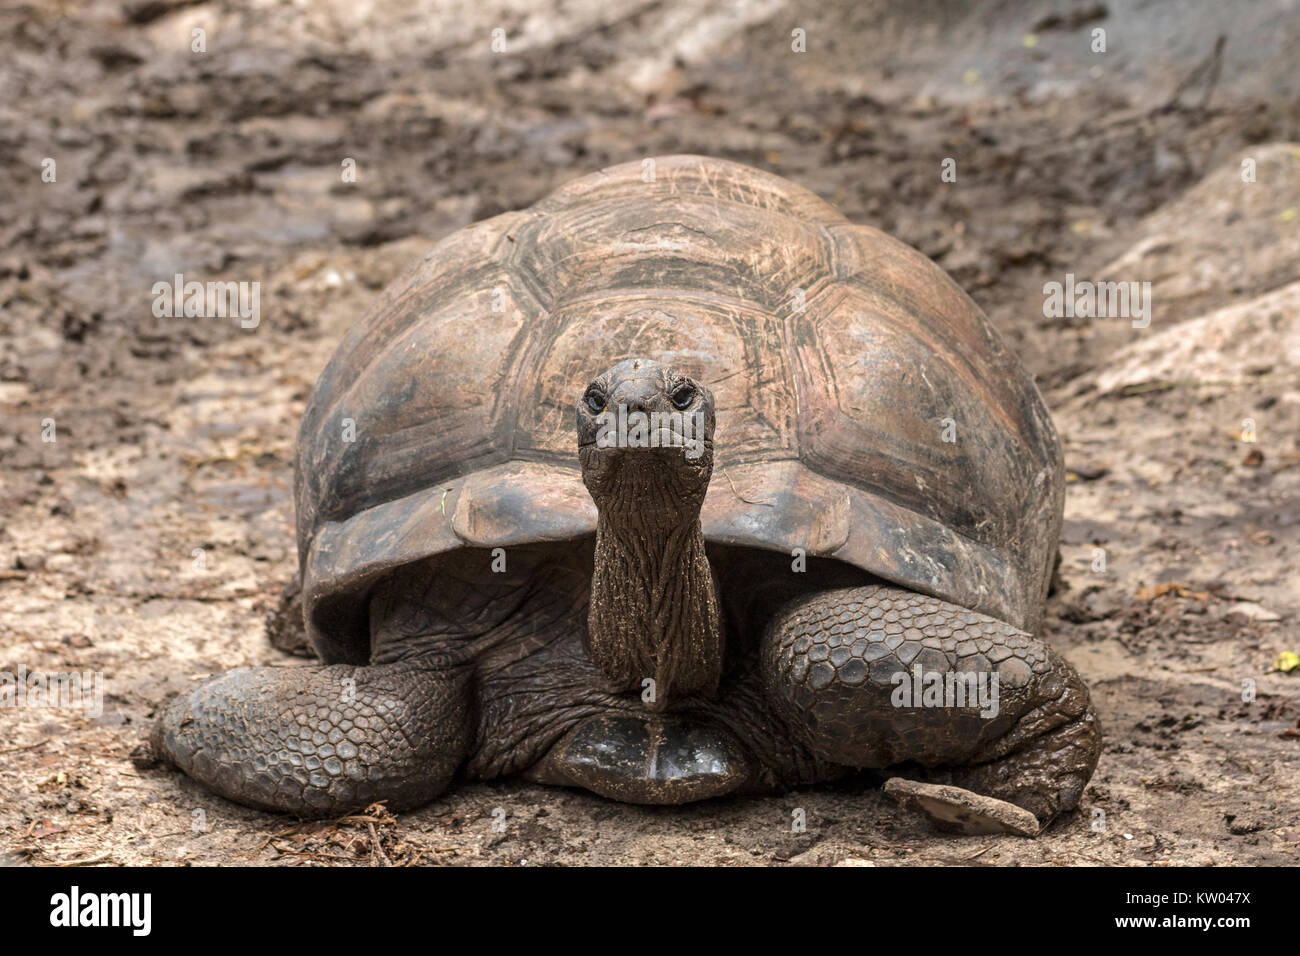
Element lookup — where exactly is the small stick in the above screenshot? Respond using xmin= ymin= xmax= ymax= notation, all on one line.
xmin=46 ymin=850 xmax=112 ymax=867
xmin=0 ymin=740 xmax=49 ymax=755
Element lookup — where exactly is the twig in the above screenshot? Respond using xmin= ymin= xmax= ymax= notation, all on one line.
xmin=0 ymin=740 xmax=49 ymax=755
xmin=44 ymin=850 xmax=112 ymax=867
xmin=1159 ymin=35 xmax=1226 ymax=114
xmin=259 ymin=823 xmax=313 ymax=850
xmin=368 ymin=821 xmax=392 ymax=866
xmin=1114 ymin=373 xmax=1284 ymax=397
xmin=267 ymin=842 xmax=360 ymax=862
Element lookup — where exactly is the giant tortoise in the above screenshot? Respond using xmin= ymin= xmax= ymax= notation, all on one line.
xmin=154 ymin=155 xmax=1101 ymax=834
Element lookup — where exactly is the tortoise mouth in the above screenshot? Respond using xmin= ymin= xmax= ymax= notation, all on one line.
xmin=578 ymin=439 xmax=714 ymax=517
xmin=577 ymin=436 xmax=713 ymax=458
xmin=577 ymin=414 xmax=711 ymax=458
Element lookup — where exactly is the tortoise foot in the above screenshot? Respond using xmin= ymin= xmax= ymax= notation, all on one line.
xmin=762 ymin=584 xmax=1102 ymax=828
xmin=152 ymin=655 xmax=472 ymax=816
xmin=526 ymin=713 xmax=755 ymax=804
xmin=883 ymin=778 xmax=1040 ymax=837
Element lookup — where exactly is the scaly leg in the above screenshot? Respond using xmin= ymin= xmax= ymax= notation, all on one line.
xmin=761 ymin=584 xmax=1101 ymax=832
xmin=152 ymin=653 xmax=472 ymax=815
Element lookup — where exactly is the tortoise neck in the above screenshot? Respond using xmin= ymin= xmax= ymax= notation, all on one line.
xmin=586 ymin=509 xmax=724 ymax=707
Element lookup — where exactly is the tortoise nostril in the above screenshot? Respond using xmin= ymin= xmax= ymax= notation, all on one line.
xmin=622 ymin=397 xmax=649 ymax=414
xmin=609 ymin=385 xmax=657 ymax=415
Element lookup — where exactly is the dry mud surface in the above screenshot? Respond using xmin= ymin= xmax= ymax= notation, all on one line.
xmin=1 ymin=0 xmax=1298 ymax=866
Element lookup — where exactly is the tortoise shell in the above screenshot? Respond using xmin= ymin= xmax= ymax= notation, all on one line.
xmin=296 ymin=155 xmax=1063 ymax=664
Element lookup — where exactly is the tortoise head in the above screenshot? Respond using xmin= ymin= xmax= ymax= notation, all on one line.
xmin=576 ymin=358 xmax=715 ymax=522
xmin=576 ymin=358 xmax=724 ymax=703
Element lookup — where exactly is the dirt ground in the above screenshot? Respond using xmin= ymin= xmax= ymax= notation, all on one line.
xmin=1 ymin=0 xmax=1297 ymax=866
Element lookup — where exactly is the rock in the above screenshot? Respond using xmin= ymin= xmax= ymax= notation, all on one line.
xmin=786 ymin=841 xmax=868 ymax=866
xmin=1224 ymin=812 xmax=1269 ymax=835
xmin=1219 ymin=601 xmax=1282 ymax=622
xmin=883 ymin=778 xmax=1041 ymax=837
xmin=1098 ymin=144 xmax=1300 ymax=321
xmin=1068 ymin=463 xmax=1110 ymax=481
xmin=1078 ymin=280 xmax=1300 ymax=398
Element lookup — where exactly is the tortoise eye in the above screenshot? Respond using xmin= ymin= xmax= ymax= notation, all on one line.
xmin=670 ymin=384 xmax=695 ymax=410
xmin=584 ymin=388 xmax=606 ymax=414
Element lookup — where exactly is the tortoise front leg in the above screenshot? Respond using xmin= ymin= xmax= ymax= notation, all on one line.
xmin=152 ymin=654 xmax=472 ymax=816
xmin=760 ymin=584 xmax=1101 ymax=833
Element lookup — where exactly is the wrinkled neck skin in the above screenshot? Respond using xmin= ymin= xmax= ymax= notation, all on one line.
xmin=584 ymin=452 xmax=724 ymax=709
